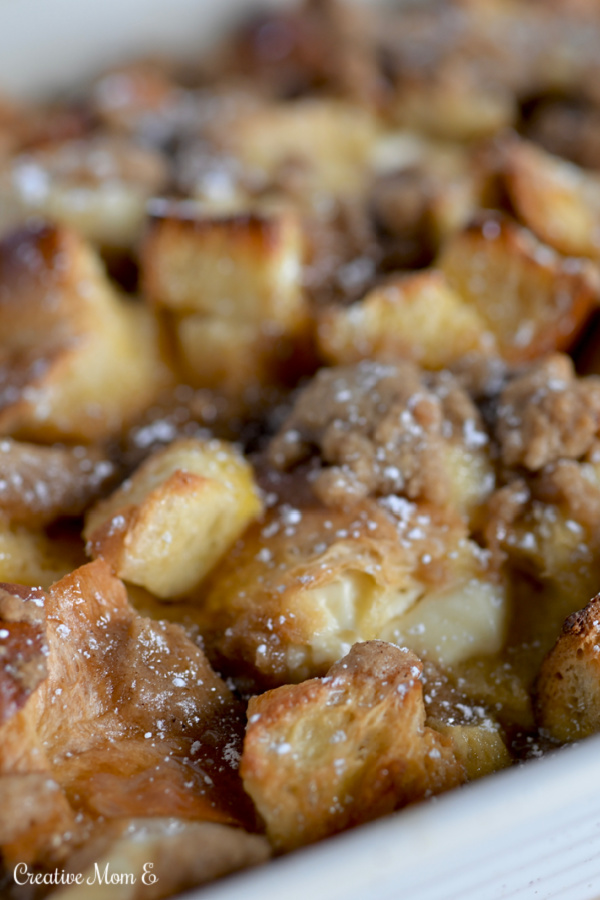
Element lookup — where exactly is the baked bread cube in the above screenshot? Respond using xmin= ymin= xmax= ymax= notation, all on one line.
xmin=439 ymin=213 xmax=599 ymax=363
xmin=199 ymin=498 xmax=508 ymax=689
xmin=241 ymin=641 xmax=464 ymax=851
xmin=317 ymin=270 xmax=495 ymax=370
xmin=142 ymin=202 xmax=312 ymax=396
xmin=431 ymin=723 xmax=511 ymax=780
xmin=483 ymin=465 xmax=600 ymax=707
xmin=422 ymin=663 xmax=512 ymax=779
xmin=535 ymin=594 xmax=600 ymax=742
xmin=0 ymin=222 xmax=172 ymax=442
xmin=213 ymin=99 xmax=378 ymax=196
xmin=0 ymin=773 xmax=75 ymax=868
xmin=0 ymin=559 xmax=256 ymax=874
xmin=503 ymin=137 xmax=600 ymax=260
xmin=142 ymin=203 xmax=306 ymax=327
xmin=0 ymin=135 xmax=167 ymax=249
xmin=175 ymin=313 xmax=312 ymax=396
xmin=84 ymin=437 xmax=263 ymax=598
xmin=54 ymin=819 xmax=270 ymax=900
xmin=391 ymin=72 xmax=515 ymax=142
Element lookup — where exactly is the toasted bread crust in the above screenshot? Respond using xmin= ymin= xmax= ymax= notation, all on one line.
xmin=0 ymin=560 xmax=258 ymax=868
xmin=241 ymin=641 xmax=465 ymax=850
xmin=439 ymin=213 xmax=600 ymax=363
xmin=85 ymin=437 xmax=263 ymax=598
xmin=535 ymin=594 xmax=600 ymax=741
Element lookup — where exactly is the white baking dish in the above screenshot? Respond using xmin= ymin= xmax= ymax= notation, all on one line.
xmin=1 ymin=2 xmax=599 ymax=898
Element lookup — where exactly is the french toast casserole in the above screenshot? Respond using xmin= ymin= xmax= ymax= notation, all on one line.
xmin=2 ymin=0 xmax=600 ymax=895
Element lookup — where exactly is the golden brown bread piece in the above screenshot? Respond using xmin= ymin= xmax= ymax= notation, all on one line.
xmin=199 ymin=496 xmax=507 ymax=689
xmin=53 ymin=819 xmax=270 ymax=900
xmin=0 ymin=560 xmax=257 ymax=870
xmin=439 ymin=213 xmax=600 ymax=364
xmin=0 ymin=222 xmax=172 ymax=443
xmin=502 ymin=137 xmax=600 ymax=261
xmin=208 ymin=98 xmax=378 ymax=197
xmin=241 ymin=641 xmax=465 ymax=851
xmin=0 ymin=134 xmax=168 ymax=249
xmin=427 ymin=723 xmax=511 ymax=780
xmin=175 ymin=313 xmax=314 ymax=398
xmin=390 ymin=70 xmax=515 ymax=142
xmin=143 ymin=203 xmax=306 ymax=326
xmin=481 ymin=469 xmax=600 ymax=712
xmin=84 ymin=437 xmax=263 ymax=598
xmin=142 ymin=202 xmax=313 ymax=396
xmin=420 ymin=658 xmax=513 ymax=779
xmin=317 ymin=270 xmax=495 ymax=371
xmin=535 ymin=594 xmax=600 ymax=741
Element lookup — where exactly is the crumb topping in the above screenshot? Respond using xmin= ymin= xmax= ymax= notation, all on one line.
xmin=269 ymin=360 xmax=488 ymax=508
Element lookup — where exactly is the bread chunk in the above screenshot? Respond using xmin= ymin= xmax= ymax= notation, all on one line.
xmin=175 ymin=312 xmax=311 ymax=396
xmin=200 ymin=498 xmax=507 ymax=688
xmin=142 ymin=203 xmax=311 ymax=395
xmin=0 ymin=561 xmax=255 ymax=869
xmin=85 ymin=437 xmax=263 ymax=598
xmin=0 ymin=773 xmax=75 ymax=867
xmin=213 ymin=99 xmax=378 ymax=196
xmin=503 ymin=137 xmax=600 ymax=260
xmin=53 ymin=819 xmax=270 ymax=900
xmin=0 ymin=135 xmax=167 ymax=249
xmin=535 ymin=595 xmax=600 ymax=741
xmin=317 ymin=270 xmax=495 ymax=370
xmin=143 ymin=203 xmax=306 ymax=326
xmin=391 ymin=72 xmax=515 ymax=142
xmin=439 ymin=213 xmax=599 ymax=363
xmin=429 ymin=723 xmax=511 ymax=780
xmin=241 ymin=641 xmax=464 ymax=851
xmin=422 ymin=662 xmax=512 ymax=779
xmin=0 ymin=222 xmax=172 ymax=442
